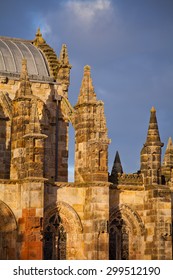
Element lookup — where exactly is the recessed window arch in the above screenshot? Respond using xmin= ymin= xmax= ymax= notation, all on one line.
xmin=43 ymin=212 xmax=66 ymax=260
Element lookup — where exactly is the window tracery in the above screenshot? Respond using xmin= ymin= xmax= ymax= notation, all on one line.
xmin=44 ymin=212 xmax=66 ymax=260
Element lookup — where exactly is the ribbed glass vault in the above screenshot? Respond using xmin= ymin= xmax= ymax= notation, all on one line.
xmin=0 ymin=37 xmax=50 ymax=79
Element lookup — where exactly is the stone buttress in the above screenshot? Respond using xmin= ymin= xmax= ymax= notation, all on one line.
xmin=10 ymin=59 xmax=46 ymax=259
xmin=72 ymin=65 xmax=110 ymax=259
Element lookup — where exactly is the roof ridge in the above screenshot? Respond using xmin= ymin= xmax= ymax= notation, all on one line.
xmin=0 ymin=36 xmax=32 ymax=42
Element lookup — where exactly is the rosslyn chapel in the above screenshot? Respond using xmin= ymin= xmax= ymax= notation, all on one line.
xmin=0 ymin=30 xmax=172 ymax=260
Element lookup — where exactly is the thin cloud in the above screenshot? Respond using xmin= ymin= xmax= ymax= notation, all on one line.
xmin=41 ymin=22 xmax=52 ymax=37
xmin=65 ymin=0 xmax=112 ymax=25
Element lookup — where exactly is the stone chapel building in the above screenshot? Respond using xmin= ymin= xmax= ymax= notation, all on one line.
xmin=0 ymin=30 xmax=172 ymax=260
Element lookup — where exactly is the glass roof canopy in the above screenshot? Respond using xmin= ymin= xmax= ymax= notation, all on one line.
xmin=0 ymin=37 xmax=50 ymax=80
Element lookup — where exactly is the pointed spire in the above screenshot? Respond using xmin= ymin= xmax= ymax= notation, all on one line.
xmin=145 ymin=106 xmax=163 ymax=146
xmin=110 ymin=151 xmax=123 ymax=183
xmin=59 ymin=44 xmax=70 ymax=65
xmin=16 ymin=58 xmax=32 ymax=98
xmin=77 ymin=65 xmax=97 ymax=104
xmin=111 ymin=151 xmax=123 ymax=174
xmin=163 ymin=137 xmax=173 ymax=167
xmin=33 ymin=28 xmax=45 ymax=46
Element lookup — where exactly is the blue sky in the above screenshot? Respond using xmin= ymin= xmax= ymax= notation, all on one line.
xmin=0 ymin=0 xmax=173 ymax=180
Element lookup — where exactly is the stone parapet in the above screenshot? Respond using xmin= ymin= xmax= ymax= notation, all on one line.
xmin=116 ymin=173 xmax=143 ymax=186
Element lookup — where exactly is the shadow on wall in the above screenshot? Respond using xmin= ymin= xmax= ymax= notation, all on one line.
xmin=0 ymin=200 xmax=17 ymax=259
xmin=0 ymin=96 xmax=11 ymax=179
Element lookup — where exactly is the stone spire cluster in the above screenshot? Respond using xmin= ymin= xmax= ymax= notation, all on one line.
xmin=11 ymin=59 xmax=47 ymax=179
xmin=74 ymin=65 xmax=110 ymax=182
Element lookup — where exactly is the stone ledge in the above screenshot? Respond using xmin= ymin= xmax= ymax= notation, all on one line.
xmin=47 ymin=181 xmax=111 ymax=188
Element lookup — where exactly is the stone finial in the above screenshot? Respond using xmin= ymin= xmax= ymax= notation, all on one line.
xmin=150 ymin=106 xmax=156 ymax=113
xmin=15 ymin=58 xmax=32 ymax=98
xmin=59 ymin=44 xmax=70 ymax=65
xmin=33 ymin=28 xmax=46 ymax=46
xmin=57 ymin=44 xmax=72 ymax=91
xmin=84 ymin=65 xmax=91 ymax=72
xmin=146 ymin=107 xmax=163 ymax=146
xmin=20 ymin=58 xmax=29 ymax=80
xmin=77 ymin=65 xmax=96 ymax=104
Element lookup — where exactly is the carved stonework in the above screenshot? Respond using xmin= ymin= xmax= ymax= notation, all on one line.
xmin=60 ymin=96 xmax=75 ymax=123
xmin=110 ymin=204 xmax=145 ymax=236
xmin=109 ymin=204 xmax=145 ymax=260
xmin=0 ymin=200 xmax=17 ymax=232
xmin=117 ymin=173 xmax=143 ymax=186
xmin=44 ymin=201 xmax=83 ymax=234
xmin=0 ymin=91 xmax=12 ymax=119
xmin=44 ymin=212 xmax=66 ymax=260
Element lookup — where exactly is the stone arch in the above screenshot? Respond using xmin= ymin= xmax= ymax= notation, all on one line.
xmin=43 ymin=201 xmax=83 ymax=260
xmin=60 ymin=96 xmax=75 ymax=124
xmin=0 ymin=91 xmax=12 ymax=120
xmin=0 ymin=200 xmax=17 ymax=259
xmin=109 ymin=204 xmax=145 ymax=260
xmin=44 ymin=201 xmax=83 ymax=233
xmin=110 ymin=204 xmax=145 ymax=236
xmin=0 ymin=200 xmax=17 ymax=232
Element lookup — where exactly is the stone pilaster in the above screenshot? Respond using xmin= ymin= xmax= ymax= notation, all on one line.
xmin=82 ymin=183 xmax=109 ymax=259
xmin=144 ymin=186 xmax=172 ymax=259
xmin=18 ymin=180 xmax=44 ymax=260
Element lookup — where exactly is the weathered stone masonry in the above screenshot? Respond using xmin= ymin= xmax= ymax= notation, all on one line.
xmin=0 ymin=30 xmax=173 ymax=260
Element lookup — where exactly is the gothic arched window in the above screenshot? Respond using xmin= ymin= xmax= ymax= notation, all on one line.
xmin=109 ymin=217 xmax=129 ymax=260
xmin=44 ymin=213 xmax=66 ymax=260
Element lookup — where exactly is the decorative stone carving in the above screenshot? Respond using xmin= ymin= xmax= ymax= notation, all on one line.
xmin=110 ymin=204 xmax=145 ymax=236
xmin=44 ymin=201 xmax=83 ymax=234
xmin=0 ymin=200 xmax=17 ymax=232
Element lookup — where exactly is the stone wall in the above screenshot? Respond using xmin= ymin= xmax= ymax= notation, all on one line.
xmin=44 ymin=181 xmax=109 ymax=260
xmin=0 ymin=179 xmax=44 ymax=259
xmin=110 ymin=183 xmax=172 ymax=260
